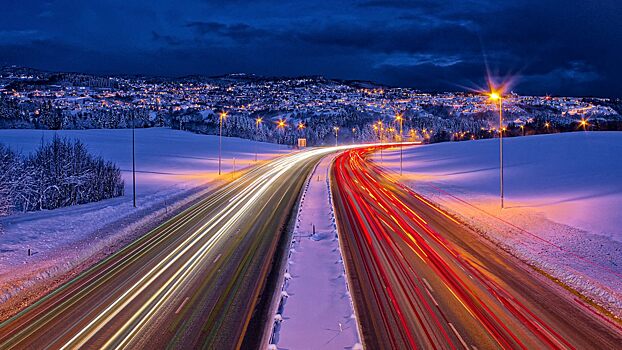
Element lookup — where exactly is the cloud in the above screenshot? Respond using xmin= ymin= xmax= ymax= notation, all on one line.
xmin=185 ymin=21 xmax=270 ymax=43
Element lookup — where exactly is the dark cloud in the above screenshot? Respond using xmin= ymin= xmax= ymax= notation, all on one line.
xmin=0 ymin=0 xmax=620 ymax=97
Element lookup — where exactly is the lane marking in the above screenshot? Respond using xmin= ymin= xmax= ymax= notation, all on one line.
xmin=213 ymin=254 xmax=222 ymax=264
xmin=422 ymin=277 xmax=434 ymax=292
xmin=175 ymin=297 xmax=189 ymax=315
xmin=448 ymin=322 xmax=469 ymax=350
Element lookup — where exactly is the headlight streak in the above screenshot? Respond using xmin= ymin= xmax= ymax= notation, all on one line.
xmin=60 ymin=143 xmax=382 ymax=349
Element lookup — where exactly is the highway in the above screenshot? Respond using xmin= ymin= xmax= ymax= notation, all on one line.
xmin=0 ymin=147 xmax=341 ymax=350
xmin=331 ymin=146 xmax=622 ymax=349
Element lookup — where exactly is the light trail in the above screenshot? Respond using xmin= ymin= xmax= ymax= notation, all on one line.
xmin=330 ymin=147 xmax=621 ymax=349
xmin=0 ymin=143 xmax=394 ymax=350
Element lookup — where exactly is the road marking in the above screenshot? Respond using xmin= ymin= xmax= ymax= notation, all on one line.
xmin=424 ymin=287 xmax=439 ymax=307
xmin=213 ymin=254 xmax=222 ymax=264
xmin=422 ymin=277 xmax=434 ymax=292
xmin=448 ymin=322 xmax=469 ymax=350
xmin=175 ymin=297 xmax=189 ymax=314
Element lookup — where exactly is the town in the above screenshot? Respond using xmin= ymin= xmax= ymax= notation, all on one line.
xmin=2 ymin=66 xmax=620 ymax=146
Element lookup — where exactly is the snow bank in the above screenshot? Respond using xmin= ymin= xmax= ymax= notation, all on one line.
xmin=269 ymin=155 xmax=360 ymax=349
xmin=376 ymin=132 xmax=622 ymax=318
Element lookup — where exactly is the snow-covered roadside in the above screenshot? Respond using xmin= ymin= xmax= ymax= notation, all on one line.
xmin=268 ymin=155 xmax=361 ymax=350
xmin=0 ymin=128 xmax=289 ymax=318
xmin=375 ymin=132 xmax=622 ymax=319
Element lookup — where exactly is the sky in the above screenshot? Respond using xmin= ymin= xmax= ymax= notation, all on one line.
xmin=1 ymin=0 xmax=621 ymax=97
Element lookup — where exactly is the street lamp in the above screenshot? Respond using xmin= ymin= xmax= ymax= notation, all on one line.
xmin=489 ymin=91 xmax=504 ymax=208
xmin=579 ymin=118 xmax=589 ymax=131
xmin=131 ymin=113 xmax=136 ymax=208
xmin=334 ymin=126 xmax=340 ymax=146
xmin=277 ymin=119 xmax=286 ymax=130
xmin=255 ymin=117 xmax=262 ymax=162
xmin=219 ymin=111 xmax=227 ymax=175
xmin=395 ymin=113 xmax=404 ymax=175
xmin=377 ymin=120 xmax=384 ymax=161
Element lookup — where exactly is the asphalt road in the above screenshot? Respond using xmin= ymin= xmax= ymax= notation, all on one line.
xmin=0 ymin=148 xmax=337 ymax=350
xmin=331 ymin=146 xmax=622 ymax=349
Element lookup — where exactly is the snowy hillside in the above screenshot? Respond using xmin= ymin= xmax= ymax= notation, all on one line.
xmin=377 ymin=132 xmax=622 ymax=317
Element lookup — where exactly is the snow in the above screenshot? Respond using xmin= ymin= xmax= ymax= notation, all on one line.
xmin=376 ymin=132 xmax=622 ymax=318
xmin=269 ymin=156 xmax=360 ymax=349
xmin=0 ymin=127 xmax=288 ymax=308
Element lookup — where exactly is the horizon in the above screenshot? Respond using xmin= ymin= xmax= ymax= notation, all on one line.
xmin=1 ymin=1 xmax=621 ymax=98
xmin=3 ymin=64 xmax=618 ymax=100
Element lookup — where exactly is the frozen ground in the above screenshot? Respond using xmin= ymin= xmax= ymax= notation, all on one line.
xmin=376 ymin=132 xmax=622 ymax=318
xmin=0 ymin=128 xmax=289 ymax=312
xmin=269 ymin=156 xmax=361 ymax=350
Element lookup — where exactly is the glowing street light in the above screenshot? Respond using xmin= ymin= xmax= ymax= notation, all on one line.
xmin=255 ymin=117 xmax=263 ymax=162
xmin=219 ymin=111 xmax=228 ymax=175
xmin=277 ymin=119 xmax=286 ymax=130
xmin=298 ymin=122 xmax=305 ymax=130
xmin=489 ymin=90 xmax=504 ymax=208
xmin=579 ymin=118 xmax=589 ymax=131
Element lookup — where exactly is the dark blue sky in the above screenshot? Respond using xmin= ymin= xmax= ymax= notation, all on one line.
xmin=1 ymin=1 xmax=621 ymax=97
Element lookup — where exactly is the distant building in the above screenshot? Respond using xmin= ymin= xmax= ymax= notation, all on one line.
xmin=297 ymin=138 xmax=307 ymax=148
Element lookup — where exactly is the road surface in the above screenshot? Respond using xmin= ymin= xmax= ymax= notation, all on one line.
xmin=0 ymin=147 xmax=338 ymax=350
xmin=331 ymin=146 xmax=622 ymax=349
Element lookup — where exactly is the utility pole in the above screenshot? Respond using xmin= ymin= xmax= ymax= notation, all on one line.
xmin=132 ymin=113 xmax=136 ymax=208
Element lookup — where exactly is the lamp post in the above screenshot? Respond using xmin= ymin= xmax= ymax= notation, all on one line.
xmin=377 ymin=120 xmax=384 ymax=162
xmin=334 ymin=126 xmax=340 ymax=146
xmin=277 ymin=119 xmax=286 ymax=144
xmin=219 ymin=111 xmax=227 ymax=175
xmin=132 ymin=113 xmax=136 ymax=208
xmin=489 ymin=92 xmax=504 ymax=208
xmin=255 ymin=117 xmax=262 ymax=162
xmin=395 ymin=113 xmax=404 ymax=175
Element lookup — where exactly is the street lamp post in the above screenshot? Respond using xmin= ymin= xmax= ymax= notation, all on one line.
xmin=334 ymin=126 xmax=340 ymax=146
xmin=395 ymin=113 xmax=404 ymax=175
xmin=219 ymin=111 xmax=227 ymax=175
xmin=489 ymin=92 xmax=504 ymax=208
xmin=377 ymin=120 xmax=384 ymax=162
xmin=132 ymin=113 xmax=136 ymax=208
xmin=255 ymin=117 xmax=262 ymax=162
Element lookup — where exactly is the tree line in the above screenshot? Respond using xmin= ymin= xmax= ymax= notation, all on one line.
xmin=0 ymin=136 xmax=124 ymax=218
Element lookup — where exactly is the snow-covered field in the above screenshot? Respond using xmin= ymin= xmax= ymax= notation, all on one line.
xmin=0 ymin=128 xmax=289 ymax=310
xmin=377 ymin=132 xmax=622 ymax=318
